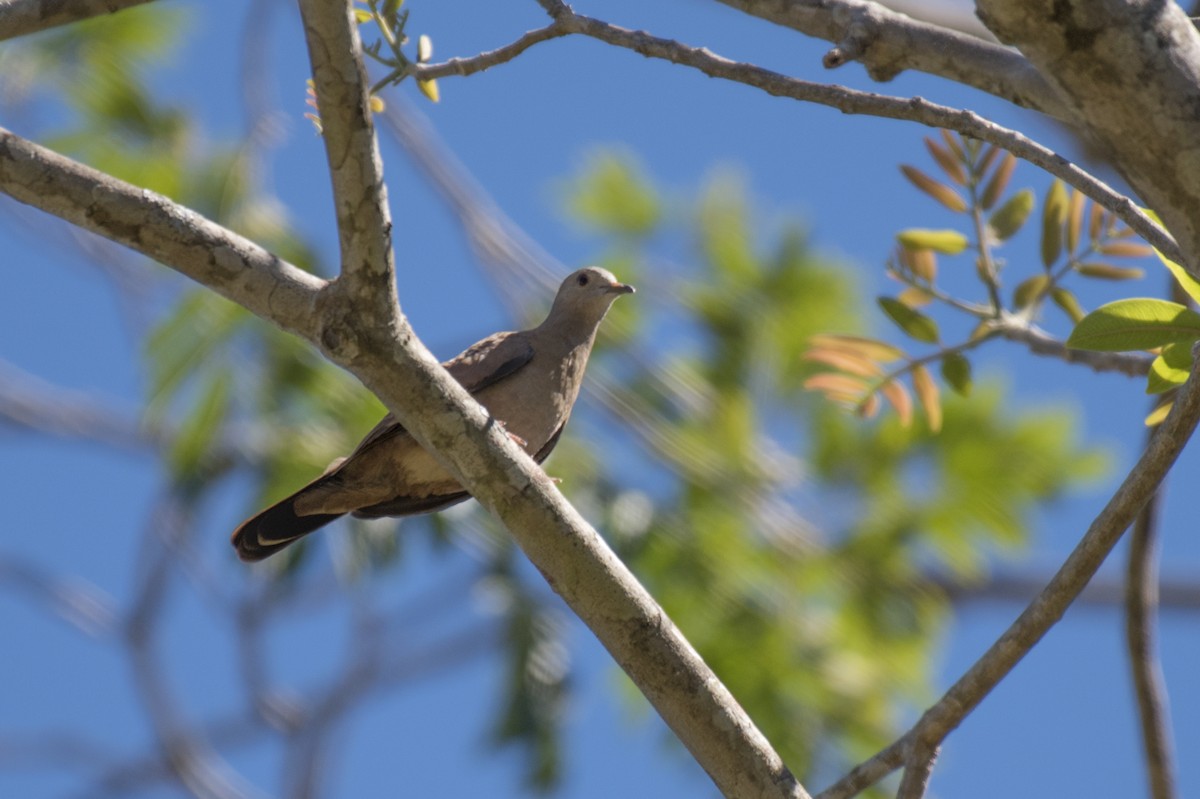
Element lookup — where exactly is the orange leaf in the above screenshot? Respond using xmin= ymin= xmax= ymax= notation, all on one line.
xmin=807 ymin=334 xmax=905 ymax=363
xmin=802 ymin=348 xmax=882 ymax=377
xmin=880 ymin=379 xmax=913 ymax=427
xmin=911 ymin=364 xmax=942 ymax=433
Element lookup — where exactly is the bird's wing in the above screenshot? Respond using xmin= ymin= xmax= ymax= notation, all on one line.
xmin=339 ymin=332 xmax=535 ymax=461
xmin=443 ymin=331 xmax=534 ymax=393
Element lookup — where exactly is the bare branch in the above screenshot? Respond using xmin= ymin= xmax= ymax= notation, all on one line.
xmin=1126 ymin=489 xmax=1179 ymax=799
xmin=818 ymin=345 xmax=1200 ymax=799
xmin=714 ymin=0 xmax=1068 ymax=119
xmin=0 ymin=126 xmax=326 ymax=341
xmin=0 ymin=556 xmax=118 ymax=636
xmin=991 ymin=319 xmax=1153 ymax=377
xmin=531 ymin=2 xmax=1180 ymax=265
xmin=414 ymin=21 xmax=569 ymax=82
xmin=895 ymin=739 xmax=937 ymax=799
xmin=0 ymin=0 xmax=153 ymax=41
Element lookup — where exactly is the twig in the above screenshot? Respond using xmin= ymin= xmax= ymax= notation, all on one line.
xmin=1126 ymin=488 xmax=1179 ymax=799
xmin=992 ymin=318 xmax=1153 ymax=377
xmin=895 ymin=739 xmax=938 ymax=799
xmin=412 ymin=21 xmax=569 ymax=83
xmin=817 ymin=342 xmax=1200 ymax=799
xmin=0 ymin=0 xmax=154 ymax=42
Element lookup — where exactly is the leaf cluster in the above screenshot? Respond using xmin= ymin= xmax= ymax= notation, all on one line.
xmin=805 ymin=131 xmax=1152 ymax=430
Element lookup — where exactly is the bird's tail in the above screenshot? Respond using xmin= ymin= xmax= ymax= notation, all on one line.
xmin=231 ymin=480 xmax=344 ymax=562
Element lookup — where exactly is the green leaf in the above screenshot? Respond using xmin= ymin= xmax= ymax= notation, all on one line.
xmin=941 ymin=352 xmax=972 ymax=397
xmin=877 ymin=297 xmax=940 ymax=343
xmin=896 ymin=229 xmax=969 ymax=255
xmin=988 ymin=189 xmax=1034 ymax=241
xmin=1041 ymin=179 xmax=1068 ymax=268
xmin=168 ymin=368 xmax=231 ymax=478
xmin=1066 ymin=299 xmax=1200 ymax=352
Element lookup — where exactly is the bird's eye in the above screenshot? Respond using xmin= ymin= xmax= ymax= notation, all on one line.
xmin=577 ymin=273 xmax=589 ymax=286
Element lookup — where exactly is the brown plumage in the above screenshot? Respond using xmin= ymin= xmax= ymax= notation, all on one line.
xmin=231 ymin=266 xmax=634 ymax=562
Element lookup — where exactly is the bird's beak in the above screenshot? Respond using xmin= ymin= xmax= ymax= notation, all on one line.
xmin=606 ymin=281 xmax=635 ymax=295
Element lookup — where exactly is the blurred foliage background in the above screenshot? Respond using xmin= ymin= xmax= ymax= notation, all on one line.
xmin=0 ymin=3 xmax=1121 ymax=797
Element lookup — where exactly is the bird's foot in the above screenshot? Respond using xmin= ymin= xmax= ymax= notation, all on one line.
xmin=495 ymin=420 xmax=527 ymax=448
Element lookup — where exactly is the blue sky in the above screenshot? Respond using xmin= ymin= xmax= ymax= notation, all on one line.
xmin=3 ymin=0 xmax=1199 ymax=797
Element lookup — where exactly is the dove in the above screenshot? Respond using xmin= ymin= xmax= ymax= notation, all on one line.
xmin=232 ymin=266 xmax=634 ymax=562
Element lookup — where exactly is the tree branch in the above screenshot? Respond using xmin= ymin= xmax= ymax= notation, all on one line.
xmin=818 ymin=343 xmax=1200 ymax=799
xmin=298 ymin=0 xmax=397 ymax=320
xmin=0 ymin=126 xmax=326 ymax=340
xmin=0 ymin=0 xmax=153 ymax=41
xmin=1126 ymin=489 xmax=1179 ymax=799
xmin=714 ymin=0 xmax=1069 ymax=120
xmin=530 ymin=1 xmax=1180 ymax=264
xmin=991 ymin=318 xmax=1153 ymax=377
xmin=414 ymin=21 xmax=570 ymax=81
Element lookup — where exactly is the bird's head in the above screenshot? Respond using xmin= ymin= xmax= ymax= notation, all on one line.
xmin=545 ymin=266 xmax=635 ymax=332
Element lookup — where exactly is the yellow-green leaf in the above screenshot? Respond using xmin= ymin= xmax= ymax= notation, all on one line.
xmin=900 ymin=165 xmax=967 ymax=212
xmin=897 ymin=229 xmax=969 ymax=255
xmin=988 ymin=189 xmax=1034 ymax=241
xmin=418 ymin=78 xmax=440 ymax=102
xmin=1013 ymin=274 xmax=1050 ymax=309
xmin=1050 ymin=287 xmax=1086 ymax=324
xmin=1076 ymin=263 xmax=1143 ymax=280
xmin=898 ymin=287 xmax=934 ymax=307
xmin=1143 ymin=208 xmax=1200 ymax=305
xmin=353 ymin=8 xmax=373 ymax=23
xmin=878 ymin=297 xmax=940 ymax=343
xmin=911 ymin=364 xmax=942 ymax=432
xmin=1041 ymin=179 xmax=1068 ymax=267
xmin=941 ymin=352 xmax=972 ymax=397
xmin=1146 ymin=342 xmax=1193 ymax=394
xmin=1145 ymin=401 xmax=1172 ymax=427
xmin=1066 ymin=299 xmax=1200 ymax=352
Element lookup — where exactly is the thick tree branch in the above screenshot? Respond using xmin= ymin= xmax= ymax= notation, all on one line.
xmin=818 ymin=345 xmax=1200 ymax=799
xmin=976 ymin=1 xmax=1200 ymax=278
xmin=0 ymin=126 xmax=326 ymax=341
xmin=713 ymin=0 xmax=1069 ymax=120
xmin=1126 ymin=489 xmax=1179 ymax=799
xmin=530 ymin=1 xmax=1179 ymax=265
xmin=0 ymin=0 xmax=152 ymax=41
xmin=297 ymin=0 xmax=396 ymax=318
